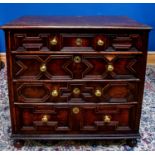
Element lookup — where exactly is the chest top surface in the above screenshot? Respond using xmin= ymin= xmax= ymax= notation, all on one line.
xmin=0 ymin=16 xmax=151 ymax=30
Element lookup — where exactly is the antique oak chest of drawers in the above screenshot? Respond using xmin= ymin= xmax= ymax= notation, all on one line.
xmin=1 ymin=16 xmax=151 ymax=147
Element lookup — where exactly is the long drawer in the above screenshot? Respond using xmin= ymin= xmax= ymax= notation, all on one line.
xmin=14 ymin=104 xmax=137 ymax=134
xmin=11 ymin=32 xmax=143 ymax=52
xmin=13 ymin=81 xmax=139 ymax=103
xmin=12 ymin=54 xmax=142 ymax=80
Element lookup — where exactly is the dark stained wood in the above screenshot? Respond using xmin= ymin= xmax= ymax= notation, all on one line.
xmin=0 ymin=16 xmax=151 ymax=147
xmin=9 ymin=31 xmax=147 ymax=52
xmin=13 ymin=140 xmax=25 ymax=149
xmin=0 ymin=16 xmax=151 ymax=30
xmin=11 ymin=133 xmax=141 ymax=140
xmin=12 ymin=54 xmax=142 ymax=80
xmin=13 ymin=81 xmax=139 ymax=103
xmin=126 ymin=139 xmax=137 ymax=147
xmin=14 ymin=104 xmax=136 ymax=134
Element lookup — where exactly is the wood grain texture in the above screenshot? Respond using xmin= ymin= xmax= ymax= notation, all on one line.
xmin=0 ymin=16 xmax=151 ymax=145
xmin=14 ymin=104 xmax=136 ymax=134
xmin=0 ymin=16 xmax=151 ymax=29
xmin=2 ymin=52 xmax=155 ymax=66
xmin=12 ymin=54 xmax=141 ymax=80
xmin=0 ymin=51 xmax=155 ymax=67
xmin=13 ymin=81 xmax=139 ymax=103
xmin=9 ymin=32 xmax=145 ymax=52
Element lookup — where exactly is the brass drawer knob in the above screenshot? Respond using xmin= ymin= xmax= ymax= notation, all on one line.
xmin=95 ymin=89 xmax=102 ymax=97
xmin=97 ymin=39 xmax=104 ymax=46
xmin=107 ymin=64 xmax=114 ymax=72
xmin=40 ymin=64 xmax=47 ymax=72
xmin=72 ymin=107 xmax=80 ymax=114
xmin=76 ymin=38 xmax=82 ymax=46
xmin=51 ymin=89 xmax=59 ymax=97
xmin=42 ymin=115 xmax=48 ymax=123
xmin=73 ymin=88 xmax=80 ymax=95
xmin=50 ymin=37 xmax=58 ymax=45
xmin=103 ymin=115 xmax=111 ymax=123
xmin=74 ymin=56 xmax=81 ymax=63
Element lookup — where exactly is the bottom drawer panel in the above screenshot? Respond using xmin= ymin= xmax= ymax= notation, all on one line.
xmin=15 ymin=106 xmax=72 ymax=134
xmin=14 ymin=104 xmax=137 ymax=134
xmin=80 ymin=105 xmax=136 ymax=133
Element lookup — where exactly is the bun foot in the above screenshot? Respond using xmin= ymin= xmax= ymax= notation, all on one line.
xmin=13 ymin=140 xmax=24 ymax=149
xmin=126 ymin=139 xmax=137 ymax=147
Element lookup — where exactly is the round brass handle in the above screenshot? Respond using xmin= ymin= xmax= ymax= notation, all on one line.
xmin=95 ymin=89 xmax=102 ymax=97
xmin=107 ymin=64 xmax=114 ymax=72
xmin=73 ymin=88 xmax=80 ymax=95
xmin=72 ymin=107 xmax=80 ymax=114
xmin=74 ymin=56 xmax=81 ymax=63
xmin=103 ymin=115 xmax=111 ymax=123
xmin=97 ymin=39 xmax=104 ymax=46
xmin=42 ymin=115 xmax=48 ymax=123
xmin=51 ymin=89 xmax=59 ymax=97
xmin=40 ymin=64 xmax=47 ymax=72
xmin=50 ymin=37 xmax=58 ymax=45
xmin=76 ymin=38 xmax=82 ymax=46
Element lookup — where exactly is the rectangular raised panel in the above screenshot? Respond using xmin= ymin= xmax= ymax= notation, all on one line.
xmin=15 ymin=105 xmax=72 ymax=134
xmin=13 ymin=54 xmax=141 ymax=80
xmin=80 ymin=105 xmax=136 ymax=133
xmin=12 ymin=33 xmax=62 ymax=51
xmin=14 ymin=81 xmax=138 ymax=103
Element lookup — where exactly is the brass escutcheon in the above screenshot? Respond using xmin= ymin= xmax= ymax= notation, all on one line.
xmin=74 ymin=56 xmax=81 ymax=63
xmin=73 ymin=88 xmax=81 ymax=95
xmin=72 ymin=107 xmax=80 ymax=114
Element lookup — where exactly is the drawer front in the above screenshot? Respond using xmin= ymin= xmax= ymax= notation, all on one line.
xmin=79 ymin=104 xmax=136 ymax=133
xmin=15 ymin=105 xmax=72 ymax=134
xmin=15 ymin=104 xmax=136 ymax=134
xmin=14 ymin=81 xmax=138 ymax=103
xmin=11 ymin=32 xmax=143 ymax=52
xmin=13 ymin=54 xmax=141 ymax=80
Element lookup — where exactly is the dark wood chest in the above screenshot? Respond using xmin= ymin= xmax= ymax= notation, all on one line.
xmin=1 ymin=16 xmax=151 ymax=147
